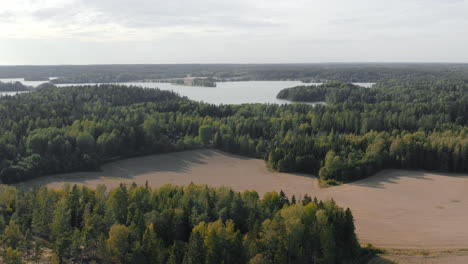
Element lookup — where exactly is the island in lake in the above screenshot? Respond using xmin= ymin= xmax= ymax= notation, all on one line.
xmin=171 ymin=77 xmax=217 ymax=87
xmin=0 ymin=81 xmax=31 ymax=92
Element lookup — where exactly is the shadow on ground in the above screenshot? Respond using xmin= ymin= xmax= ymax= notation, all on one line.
xmin=347 ymin=170 xmax=468 ymax=189
xmin=367 ymin=256 xmax=396 ymax=264
xmin=15 ymin=149 xmax=252 ymax=189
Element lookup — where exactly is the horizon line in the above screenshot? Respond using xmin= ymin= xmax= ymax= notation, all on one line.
xmin=1 ymin=62 xmax=468 ymax=67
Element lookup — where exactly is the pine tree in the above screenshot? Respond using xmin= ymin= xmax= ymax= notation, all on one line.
xmin=183 ymin=231 xmax=205 ymax=264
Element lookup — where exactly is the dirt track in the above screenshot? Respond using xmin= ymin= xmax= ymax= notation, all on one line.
xmin=15 ymin=149 xmax=468 ymax=250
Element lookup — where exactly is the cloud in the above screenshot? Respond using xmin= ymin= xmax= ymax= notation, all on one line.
xmin=0 ymin=0 xmax=467 ymax=64
xmin=0 ymin=11 xmax=14 ymax=22
xmin=79 ymin=0 xmax=284 ymax=32
xmin=4 ymin=0 xmax=467 ymax=40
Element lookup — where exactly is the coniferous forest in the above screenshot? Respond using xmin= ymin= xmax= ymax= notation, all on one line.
xmin=0 ymin=184 xmax=364 ymax=263
xmin=1 ymin=0 xmax=467 ymax=259
xmin=0 ymin=75 xmax=466 ymax=263
xmin=0 ymin=81 xmax=31 ymax=92
xmin=0 ymin=79 xmax=466 ymax=185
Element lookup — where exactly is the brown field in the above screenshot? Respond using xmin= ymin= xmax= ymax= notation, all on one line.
xmin=379 ymin=249 xmax=468 ymax=264
xmin=15 ymin=149 xmax=468 ymax=257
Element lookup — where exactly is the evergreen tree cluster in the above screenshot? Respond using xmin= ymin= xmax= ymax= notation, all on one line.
xmin=0 ymin=184 xmax=361 ymax=263
xmin=0 ymin=82 xmax=467 ymax=184
xmin=0 ymin=82 xmax=31 ymax=92
xmin=191 ymin=78 xmax=217 ymax=87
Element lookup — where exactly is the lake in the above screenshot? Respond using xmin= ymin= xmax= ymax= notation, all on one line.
xmin=56 ymin=81 xmax=374 ymax=105
xmin=0 ymin=78 xmax=51 ymax=97
xmin=61 ymin=81 xmax=317 ymax=105
xmin=0 ymin=78 xmax=53 ymax=87
xmin=0 ymin=78 xmax=374 ymax=105
xmin=0 ymin=91 xmax=30 ymax=97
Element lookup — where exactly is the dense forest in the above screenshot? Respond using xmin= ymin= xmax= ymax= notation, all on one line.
xmin=276 ymin=80 xmax=468 ymax=183
xmin=0 ymin=80 xmax=467 ymax=184
xmin=0 ymin=184 xmax=367 ymax=263
xmin=0 ymin=82 xmax=31 ymax=92
xmin=170 ymin=78 xmax=217 ymax=87
xmin=2 ymin=63 xmax=468 ymax=84
xmin=277 ymin=82 xmax=366 ymax=103
xmin=191 ymin=78 xmax=217 ymax=87
xmin=49 ymin=73 xmax=147 ymax=84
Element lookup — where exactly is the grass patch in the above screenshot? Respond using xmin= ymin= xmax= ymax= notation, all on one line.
xmin=319 ymin=178 xmax=343 ymax=188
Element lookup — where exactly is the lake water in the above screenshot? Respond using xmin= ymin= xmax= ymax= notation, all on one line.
xmin=0 ymin=78 xmax=47 ymax=97
xmin=57 ymin=81 xmax=374 ymax=105
xmin=0 ymin=78 xmax=53 ymax=87
xmin=0 ymin=78 xmax=374 ymax=105
xmin=75 ymin=81 xmax=315 ymax=105
xmin=0 ymin=91 xmax=30 ymax=97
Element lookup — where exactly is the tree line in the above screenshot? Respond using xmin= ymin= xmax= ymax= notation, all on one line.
xmin=0 ymin=183 xmax=366 ymax=263
xmin=3 ymin=63 xmax=467 ymax=83
xmin=275 ymin=80 xmax=468 ymax=183
xmin=0 ymin=81 xmax=466 ymax=184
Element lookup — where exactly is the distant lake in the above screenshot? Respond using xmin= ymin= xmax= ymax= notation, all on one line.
xmin=0 ymin=91 xmax=30 ymax=97
xmin=0 ymin=78 xmax=50 ymax=97
xmin=0 ymin=78 xmax=374 ymax=105
xmin=0 ymin=78 xmax=53 ymax=87
xmin=57 ymin=81 xmax=374 ymax=105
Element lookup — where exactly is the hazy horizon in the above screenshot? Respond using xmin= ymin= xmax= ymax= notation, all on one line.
xmin=2 ymin=62 xmax=468 ymax=67
xmin=1 ymin=0 xmax=468 ymax=65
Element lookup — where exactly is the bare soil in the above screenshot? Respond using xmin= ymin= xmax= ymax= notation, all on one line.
xmin=380 ymin=248 xmax=468 ymax=264
xmin=15 ymin=149 xmax=468 ymax=251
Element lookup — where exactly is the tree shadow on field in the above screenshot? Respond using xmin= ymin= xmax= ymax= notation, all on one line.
xmin=16 ymin=148 xmax=250 ymax=189
xmin=347 ymin=169 xmax=468 ymax=189
xmin=366 ymin=256 xmax=396 ymax=264
xmin=100 ymin=148 xmax=220 ymax=177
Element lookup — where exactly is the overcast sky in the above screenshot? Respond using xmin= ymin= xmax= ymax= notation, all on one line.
xmin=1 ymin=0 xmax=467 ymax=65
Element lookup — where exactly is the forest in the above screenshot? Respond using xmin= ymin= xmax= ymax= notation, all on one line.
xmin=276 ymin=82 xmax=366 ymax=103
xmin=191 ymin=78 xmax=217 ymax=87
xmin=0 ymin=183 xmax=367 ymax=263
xmin=0 ymin=82 xmax=31 ymax=92
xmin=2 ymin=63 xmax=468 ymax=84
xmin=170 ymin=78 xmax=217 ymax=87
xmin=0 ymin=79 xmax=467 ymax=185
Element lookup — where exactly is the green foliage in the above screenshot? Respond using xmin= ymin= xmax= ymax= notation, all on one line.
xmin=0 ymin=184 xmax=362 ymax=263
xmin=0 ymin=80 xmax=467 ymax=184
xmin=107 ymin=224 xmax=131 ymax=263
xmin=198 ymin=125 xmax=213 ymax=145
xmin=2 ymin=222 xmax=24 ymax=249
xmin=76 ymin=132 xmax=95 ymax=153
xmin=0 ymin=81 xmax=30 ymax=92
xmin=4 ymin=63 xmax=466 ymax=83
xmin=277 ymin=81 xmax=367 ymax=103
xmin=2 ymin=248 xmax=23 ymax=264
xmin=192 ymin=78 xmax=217 ymax=87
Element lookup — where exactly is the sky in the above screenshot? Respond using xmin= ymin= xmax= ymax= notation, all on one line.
xmin=0 ymin=0 xmax=467 ymax=65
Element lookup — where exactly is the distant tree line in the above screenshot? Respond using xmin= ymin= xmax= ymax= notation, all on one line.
xmin=24 ymin=76 xmax=49 ymax=81
xmin=0 ymin=184 xmax=365 ymax=263
xmin=0 ymin=80 xmax=466 ymax=184
xmin=3 ymin=63 xmax=468 ymax=83
xmin=49 ymin=73 xmax=148 ymax=84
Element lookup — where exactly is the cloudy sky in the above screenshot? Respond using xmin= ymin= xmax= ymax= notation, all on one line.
xmin=1 ymin=0 xmax=467 ymax=64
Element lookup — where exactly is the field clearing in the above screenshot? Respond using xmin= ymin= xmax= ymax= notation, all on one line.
xmin=379 ymin=248 xmax=468 ymax=264
xmin=15 ymin=149 xmax=468 ymax=251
